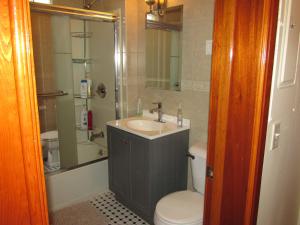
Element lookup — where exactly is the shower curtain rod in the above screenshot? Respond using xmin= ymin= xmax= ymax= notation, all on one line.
xmin=30 ymin=2 xmax=117 ymax=22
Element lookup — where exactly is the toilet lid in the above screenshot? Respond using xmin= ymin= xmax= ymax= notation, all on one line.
xmin=155 ymin=191 xmax=204 ymax=224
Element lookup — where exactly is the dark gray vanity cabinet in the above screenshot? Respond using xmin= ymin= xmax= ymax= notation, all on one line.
xmin=107 ymin=126 xmax=189 ymax=224
xmin=109 ymin=128 xmax=131 ymax=198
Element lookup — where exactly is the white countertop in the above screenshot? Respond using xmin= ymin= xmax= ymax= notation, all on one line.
xmin=106 ymin=111 xmax=190 ymax=140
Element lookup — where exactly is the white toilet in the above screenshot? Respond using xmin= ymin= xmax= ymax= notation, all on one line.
xmin=154 ymin=143 xmax=207 ymax=225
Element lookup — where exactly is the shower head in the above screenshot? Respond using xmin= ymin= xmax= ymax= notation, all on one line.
xmin=83 ymin=0 xmax=98 ymax=9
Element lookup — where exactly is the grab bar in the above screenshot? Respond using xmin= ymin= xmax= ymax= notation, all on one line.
xmin=37 ymin=90 xmax=68 ymax=97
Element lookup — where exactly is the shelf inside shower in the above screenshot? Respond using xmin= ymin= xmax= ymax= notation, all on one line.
xmin=72 ymin=58 xmax=92 ymax=64
xmin=74 ymin=101 xmax=87 ymax=107
xmin=71 ymin=32 xmax=93 ymax=38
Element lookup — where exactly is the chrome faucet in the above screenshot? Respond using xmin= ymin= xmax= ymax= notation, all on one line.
xmin=150 ymin=102 xmax=164 ymax=123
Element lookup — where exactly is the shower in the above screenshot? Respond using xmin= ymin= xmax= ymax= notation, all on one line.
xmin=30 ymin=2 xmax=122 ymax=174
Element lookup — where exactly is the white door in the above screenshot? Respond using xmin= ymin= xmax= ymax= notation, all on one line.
xmin=257 ymin=0 xmax=300 ymax=224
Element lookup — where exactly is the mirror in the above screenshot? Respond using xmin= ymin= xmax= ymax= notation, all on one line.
xmin=145 ymin=5 xmax=183 ymax=91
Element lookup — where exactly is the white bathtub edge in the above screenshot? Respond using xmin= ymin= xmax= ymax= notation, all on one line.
xmin=45 ymin=160 xmax=109 ymax=212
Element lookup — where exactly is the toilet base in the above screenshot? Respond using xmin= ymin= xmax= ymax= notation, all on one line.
xmin=153 ymin=191 xmax=204 ymax=225
xmin=154 ymin=212 xmax=202 ymax=225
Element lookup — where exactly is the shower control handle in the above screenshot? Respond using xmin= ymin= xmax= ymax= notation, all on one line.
xmin=96 ymin=83 xmax=107 ymax=98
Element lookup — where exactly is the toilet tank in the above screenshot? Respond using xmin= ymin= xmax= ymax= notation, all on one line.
xmin=189 ymin=143 xmax=207 ymax=194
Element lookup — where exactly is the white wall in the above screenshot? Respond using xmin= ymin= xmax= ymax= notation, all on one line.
xmin=257 ymin=0 xmax=300 ymax=224
xmin=46 ymin=160 xmax=109 ymax=211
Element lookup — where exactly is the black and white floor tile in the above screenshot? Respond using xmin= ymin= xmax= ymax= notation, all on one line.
xmin=90 ymin=192 xmax=149 ymax=225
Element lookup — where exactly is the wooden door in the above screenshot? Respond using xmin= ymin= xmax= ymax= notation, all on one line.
xmin=203 ymin=0 xmax=280 ymax=225
xmin=0 ymin=0 xmax=49 ymax=225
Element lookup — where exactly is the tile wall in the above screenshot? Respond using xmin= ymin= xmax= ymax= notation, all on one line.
xmin=129 ymin=0 xmax=215 ymax=145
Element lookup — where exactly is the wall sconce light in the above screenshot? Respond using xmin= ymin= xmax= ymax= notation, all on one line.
xmin=145 ymin=0 xmax=167 ymax=17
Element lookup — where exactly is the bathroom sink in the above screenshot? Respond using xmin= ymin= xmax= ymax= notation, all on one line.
xmin=126 ymin=119 xmax=163 ymax=132
xmin=107 ymin=112 xmax=190 ymax=140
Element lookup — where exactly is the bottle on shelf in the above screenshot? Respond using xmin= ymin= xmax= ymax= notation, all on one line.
xmin=80 ymin=78 xmax=93 ymax=98
xmin=88 ymin=110 xmax=93 ymax=131
xmin=80 ymin=79 xmax=88 ymax=98
xmin=80 ymin=107 xmax=88 ymax=130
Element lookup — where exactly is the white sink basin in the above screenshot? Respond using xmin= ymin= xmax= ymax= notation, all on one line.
xmin=126 ymin=119 xmax=163 ymax=132
xmin=107 ymin=113 xmax=190 ymax=140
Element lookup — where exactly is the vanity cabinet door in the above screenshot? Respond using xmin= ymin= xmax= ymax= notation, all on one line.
xmin=109 ymin=128 xmax=130 ymax=200
xmin=130 ymin=135 xmax=150 ymax=215
xmin=108 ymin=125 xmax=189 ymax=224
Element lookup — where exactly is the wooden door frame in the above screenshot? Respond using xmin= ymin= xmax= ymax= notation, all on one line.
xmin=0 ymin=0 xmax=49 ymax=224
xmin=204 ymin=0 xmax=279 ymax=225
xmin=1 ymin=0 xmax=279 ymax=224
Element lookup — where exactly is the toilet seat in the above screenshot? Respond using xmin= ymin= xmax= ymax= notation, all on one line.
xmin=154 ymin=191 xmax=204 ymax=225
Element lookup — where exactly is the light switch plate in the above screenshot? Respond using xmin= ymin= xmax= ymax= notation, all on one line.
xmin=270 ymin=122 xmax=281 ymax=150
xmin=206 ymin=40 xmax=213 ymax=55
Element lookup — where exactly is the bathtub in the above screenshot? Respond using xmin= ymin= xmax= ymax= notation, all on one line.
xmin=45 ymin=159 xmax=109 ymax=211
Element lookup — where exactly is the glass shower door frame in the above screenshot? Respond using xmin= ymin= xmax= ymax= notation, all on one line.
xmin=30 ymin=2 xmax=123 ymax=171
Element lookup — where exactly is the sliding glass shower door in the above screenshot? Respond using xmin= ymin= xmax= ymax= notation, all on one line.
xmin=31 ymin=10 xmax=117 ymax=174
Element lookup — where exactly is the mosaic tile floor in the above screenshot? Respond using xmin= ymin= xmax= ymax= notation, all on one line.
xmin=90 ymin=192 xmax=150 ymax=225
